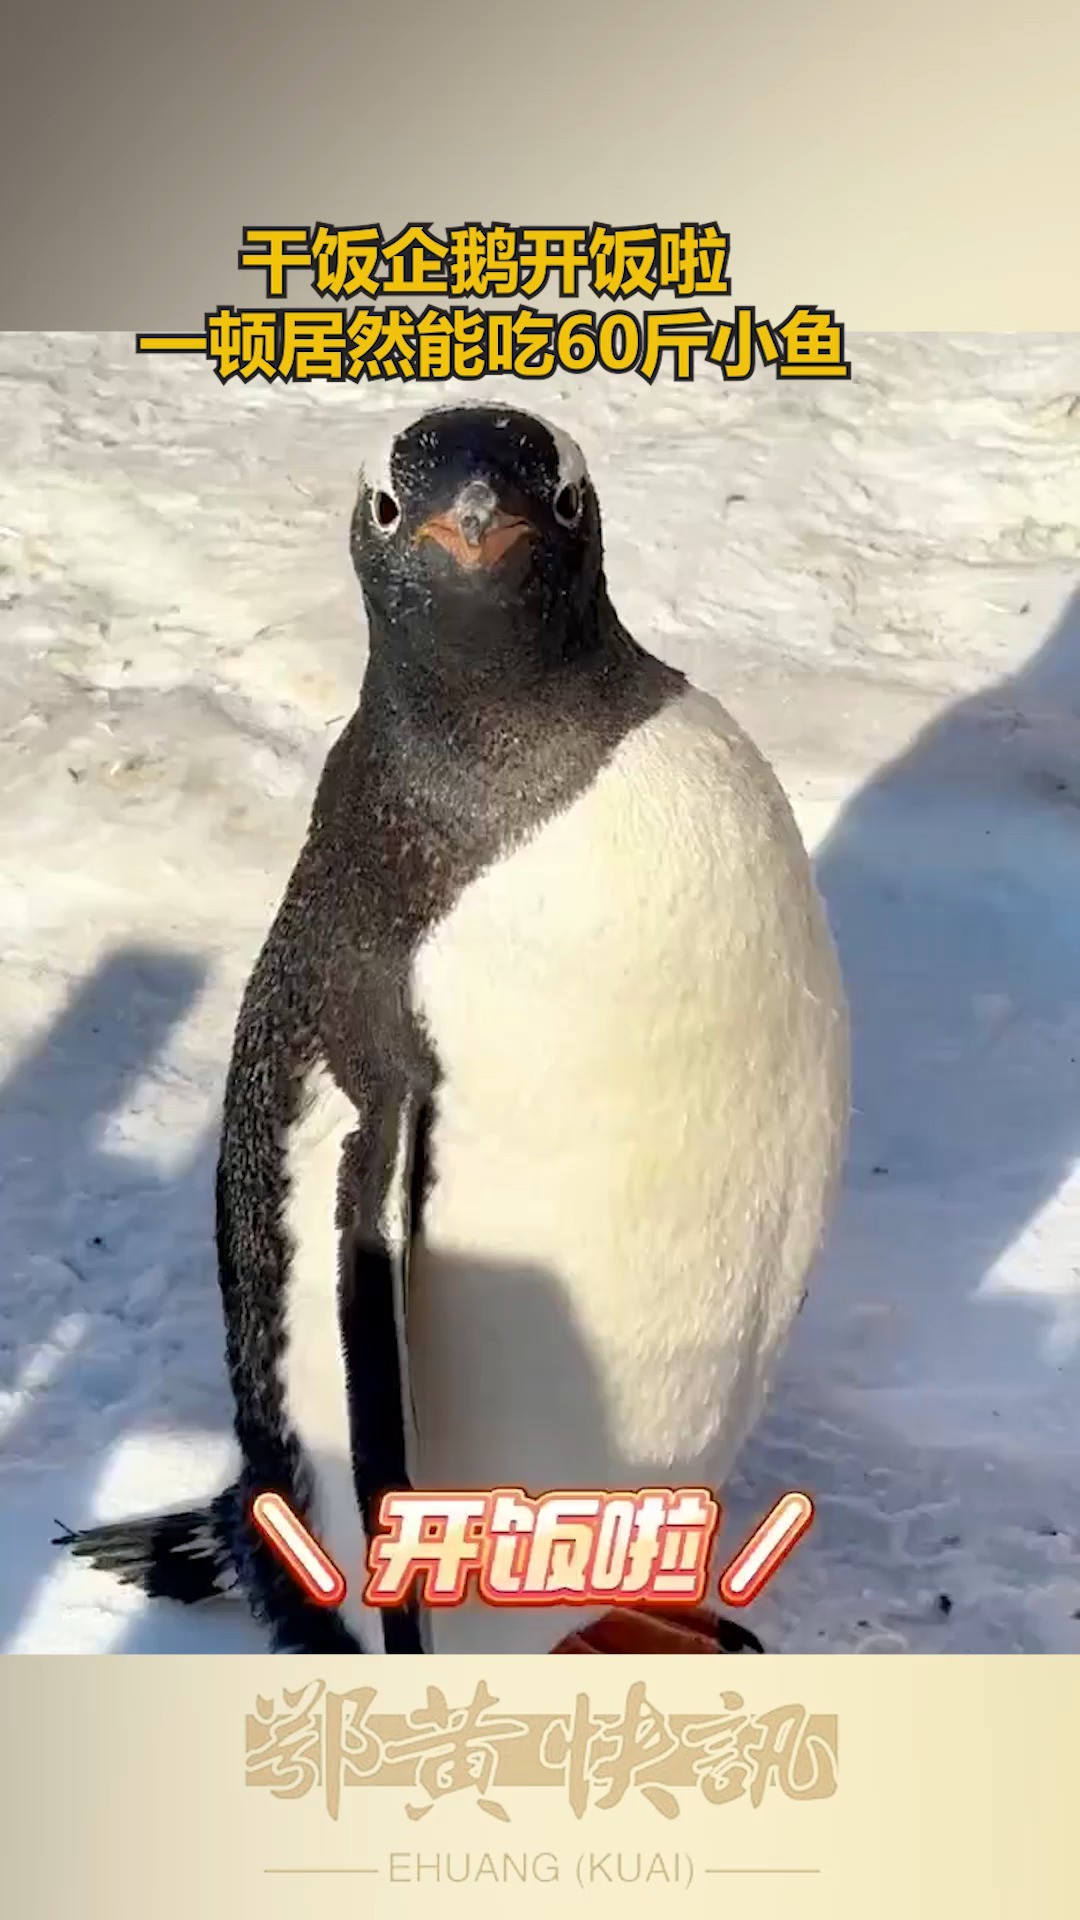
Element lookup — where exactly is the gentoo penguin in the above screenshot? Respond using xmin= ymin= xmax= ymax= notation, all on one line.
xmin=59 ymin=403 xmax=849 ymax=1656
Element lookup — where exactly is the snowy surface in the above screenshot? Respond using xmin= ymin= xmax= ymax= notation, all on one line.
xmin=2 ymin=332 xmax=1080 ymax=1655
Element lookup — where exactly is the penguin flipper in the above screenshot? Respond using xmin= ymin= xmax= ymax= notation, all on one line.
xmin=333 ymin=1088 xmax=427 ymax=1653
xmin=215 ymin=890 xmax=425 ymax=1654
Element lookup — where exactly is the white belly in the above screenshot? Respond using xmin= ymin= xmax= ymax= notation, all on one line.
xmin=407 ymin=687 xmax=849 ymax=1651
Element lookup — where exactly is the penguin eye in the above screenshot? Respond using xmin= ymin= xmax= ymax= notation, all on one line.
xmin=553 ymin=482 xmax=582 ymax=527
xmin=371 ymin=488 xmax=401 ymax=533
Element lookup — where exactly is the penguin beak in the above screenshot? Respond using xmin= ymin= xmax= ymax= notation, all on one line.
xmin=415 ymin=478 xmax=534 ymax=573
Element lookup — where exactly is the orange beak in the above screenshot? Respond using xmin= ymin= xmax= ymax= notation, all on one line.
xmin=414 ymin=479 xmax=534 ymax=572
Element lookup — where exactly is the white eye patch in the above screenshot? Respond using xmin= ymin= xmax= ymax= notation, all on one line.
xmin=358 ymin=408 xmax=408 ymax=500
xmin=533 ymin=414 xmax=589 ymax=495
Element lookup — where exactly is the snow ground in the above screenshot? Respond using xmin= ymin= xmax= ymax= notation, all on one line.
xmin=1 ymin=332 xmax=1079 ymax=1655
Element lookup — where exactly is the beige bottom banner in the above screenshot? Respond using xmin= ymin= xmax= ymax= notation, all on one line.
xmin=1 ymin=1655 xmax=1070 ymax=1917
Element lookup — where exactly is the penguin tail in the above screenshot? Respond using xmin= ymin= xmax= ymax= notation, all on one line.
xmin=52 ymin=1492 xmax=239 ymax=1605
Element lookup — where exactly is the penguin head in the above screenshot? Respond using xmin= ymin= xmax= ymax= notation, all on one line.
xmin=350 ymin=405 xmax=606 ymax=687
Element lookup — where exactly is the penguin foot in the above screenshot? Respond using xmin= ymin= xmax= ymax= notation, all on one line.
xmin=551 ymin=1603 xmax=765 ymax=1655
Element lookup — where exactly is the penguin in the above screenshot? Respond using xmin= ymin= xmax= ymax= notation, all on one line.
xmin=58 ymin=402 xmax=849 ymax=1657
